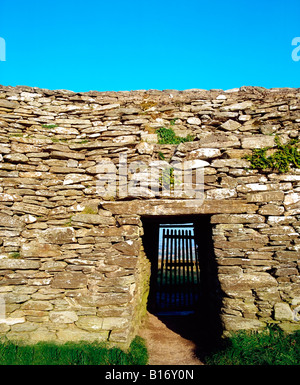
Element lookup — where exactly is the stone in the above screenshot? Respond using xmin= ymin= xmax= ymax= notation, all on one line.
xmin=274 ymin=303 xmax=294 ymax=321
xmin=187 ymin=117 xmax=201 ymax=125
xmin=185 ymin=148 xmax=221 ymax=160
xmin=76 ymin=316 xmax=103 ymax=332
xmin=21 ymin=300 xmax=53 ymax=311
xmin=102 ymin=317 xmax=128 ymax=330
xmin=63 ymin=174 xmax=93 ymax=185
xmin=199 ymin=134 xmax=240 ymax=148
xmin=75 ymin=293 xmax=130 ymax=307
xmin=5 ymin=154 xmax=28 ymax=162
xmin=51 ymin=272 xmax=87 ymax=289
xmin=221 ymin=315 xmax=265 ymax=332
xmin=20 ymin=241 xmax=61 ymax=258
xmin=0 ymin=213 xmax=24 ymax=229
xmin=56 ymin=326 xmax=108 ymax=343
xmin=49 ymin=311 xmax=78 ymax=323
xmin=284 ymin=193 xmax=300 ymax=208
xmin=241 ymin=136 xmax=276 ymax=149
xmin=221 ymin=101 xmax=253 ymax=111
xmin=258 ymin=204 xmax=284 ymax=215
xmin=113 ymin=240 xmax=141 ymax=256
xmin=136 ymin=142 xmax=154 ymax=155
xmin=0 ymin=259 xmax=40 ymax=270
xmin=211 ymin=159 xmax=250 ymax=168
xmin=43 ymin=227 xmax=76 ymax=244
xmin=71 ymin=214 xmax=115 ymax=225
xmin=211 ymin=214 xmax=265 ymax=224
xmin=221 ymin=119 xmax=242 ymax=131
xmin=0 ymin=144 xmax=11 ymax=154
xmin=173 ymin=159 xmax=209 ymax=169
xmin=219 ymin=273 xmax=278 ymax=291
xmin=0 ymin=99 xmax=19 ymax=109
xmin=206 ymin=188 xmax=236 ymax=200
xmin=247 ymin=191 xmax=284 ymax=203
xmin=12 ymin=202 xmax=49 ymax=216
xmin=11 ymin=142 xmax=39 ymax=153
xmin=0 ymin=85 xmax=300 ymax=345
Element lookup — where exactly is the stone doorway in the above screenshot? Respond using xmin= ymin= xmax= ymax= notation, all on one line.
xmin=141 ymin=214 xmax=222 ymax=357
xmin=142 ymin=217 xmax=200 ymax=315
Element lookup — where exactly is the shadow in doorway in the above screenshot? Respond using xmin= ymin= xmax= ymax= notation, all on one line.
xmin=142 ymin=215 xmax=223 ymax=361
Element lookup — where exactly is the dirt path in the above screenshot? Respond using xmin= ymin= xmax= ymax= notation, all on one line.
xmin=138 ymin=312 xmax=203 ymax=365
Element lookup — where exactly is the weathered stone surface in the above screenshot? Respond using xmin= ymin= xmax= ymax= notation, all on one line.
xmin=0 ymin=85 xmax=300 ymax=345
xmin=136 ymin=142 xmax=154 ymax=155
xmin=71 ymin=214 xmax=115 ymax=225
xmin=247 ymin=191 xmax=284 ymax=203
xmin=51 ymin=272 xmax=87 ymax=289
xmin=0 ymin=99 xmax=19 ymax=109
xmin=219 ymin=273 xmax=278 ymax=291
xmin=199 ymin=134 xmax=240 ymax=148
xmin=49 ymin=311 xmax=78 ymax=324
xmin=258 ymin=204 xmax=284 ymax=215
xmin=12 ymin=203 xmax=49 ymax=216
xmin=43 ymin=227 xmax=76 ymax=244
xmin=221 ymin=315 xmax=265 ymax=331
xmin=206 ymin=188 xmax=237 ymax=200
xmin=0 ymin=259 xmax=40 ymax=270
xmin=76 ymin=316 xmax=103 ymax=332
xmin=221 ymin=119 xmax=242 ymax=131
xmin=211 ymin=214 xmax=265 ymax=224
xmin=0 ymin=213 xmax=24 ymax=229
xmin=185 ymin=148 xmax=221 ymax=160
xmin=274 ymin=303 xmax=294 ymax=321
xmin=20 ymin=242 xmax=61 ymax=258
xmin=112 ymin=240 xmax=141 ymax=256
xmin=63 ymin=174 xmax=93 ymax=185
xmin=211 ymin=159 xmax=250 ymax=168
xmin=241 ymin=136 xmax=276 ymax=149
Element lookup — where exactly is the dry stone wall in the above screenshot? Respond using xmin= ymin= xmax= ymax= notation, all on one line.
xmin=0 ymin=84 xmax=299 ymax=346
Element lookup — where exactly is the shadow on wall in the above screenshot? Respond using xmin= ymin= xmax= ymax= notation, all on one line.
xmin=141 ymin=215 xmax=224 ymax=358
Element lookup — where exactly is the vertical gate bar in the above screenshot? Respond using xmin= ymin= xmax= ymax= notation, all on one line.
xmin=185 ymin=230 xmax=190 ymax=307
xmin=159 ymin=228 xmax=166 ymax=311
xmin=165 ymin=229 xmax=169 ymax=310
xmin=169 ymin=229 xmax=173 ymax=309
xmin=178 ymin=229 xmax=182 ymax=307
xmin=182 ymin=230 xmax=187 ymax=307
xmin=189 ymin=230 xmax=194 ymax=307
xmin=174 ymin=229 xmax=177 ymax=308
xmin=186 ymin=230 xmax=190 ymax=307
xmin=177 ymin=230 xmax=182 ymax=306
xmin=194 ymin=231 xmax=200 ymax=286
xmin=189 ymin=229 xmax=196 ymax=306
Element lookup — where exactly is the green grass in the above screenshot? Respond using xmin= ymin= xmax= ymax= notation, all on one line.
xmin=157 ymin=127 xmax=194 ymax=145
xmin=245 ymin=136 xmax=300 ymax=173
xmin=42 ymin=124 xmax=58 ymax=129
xmin=204 ymin=326 xmax=300 ymax=365
xmin=0 ymin=336 xmax=148 ymax=365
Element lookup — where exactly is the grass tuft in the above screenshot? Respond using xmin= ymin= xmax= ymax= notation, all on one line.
xmin=204 ymin=325 xmax=300 ymax=365
xmin=0 ymin=336 xmax=148 ymax=365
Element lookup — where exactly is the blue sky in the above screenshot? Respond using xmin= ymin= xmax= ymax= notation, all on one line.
xmin=0 ymin=0 xmax=299 ymax=92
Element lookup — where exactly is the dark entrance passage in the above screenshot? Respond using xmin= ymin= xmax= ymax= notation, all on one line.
xmin=142 ymin=215 xmax=212 ymax=315
xmin=141 ymin=215 xmax=223 ymax=359
xmin=157 ymin=224 xmax=200 ymax=312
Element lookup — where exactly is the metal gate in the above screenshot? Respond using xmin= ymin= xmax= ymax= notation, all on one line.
xmin=156 ymin=225 xmax=201 ymax=312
